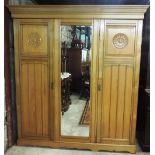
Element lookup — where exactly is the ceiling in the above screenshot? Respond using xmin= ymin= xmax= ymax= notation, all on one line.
xmin=35 ymin=0 xmax=150 ymax=5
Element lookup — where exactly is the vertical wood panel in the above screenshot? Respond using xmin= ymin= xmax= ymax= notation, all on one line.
xmin=116 ymin=66 xmax=126 ymax=139
xmin=14 ymin=20 xmax=22 ymax=138
xmin=101 ymin=65 xmax=134 ymax=142
xmin=91 ymin=19 xmax=99 ymax=142
xmin=21 ymin=64 xmax=29 ymax=135
xmin=109 ymin=66 xmax=118 ymax=138
xmin=35 ymin=64 xmax=43 ymax=136
xmin=97 ymin=20 xmax=104 ymax=143
xmin=101 ymin=66 xmax=111 ymax=138
xmin=123 ymin=67 xmax=133 ymax=139
xmin=53 ymin=19 xmax=61 ymax=141
xmin=48 ymin=19 xmax=54 ymax=140
xmin=21 ymin=62 xmax=49 ymax=137
xmin=28 ymin=63 xmax=36 ymax=135
xmin=42 ymin=64 xmax=49 ymax=136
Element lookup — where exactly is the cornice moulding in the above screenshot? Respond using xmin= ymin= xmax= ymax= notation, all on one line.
xmin=8 ymin=5 xmax=149 ymax=19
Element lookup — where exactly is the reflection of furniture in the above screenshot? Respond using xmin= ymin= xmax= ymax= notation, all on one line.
xmin=79 ymin=66 xmax=90 ymax=100
xmin=9 ymin=5 xmax=148 ymax=153
xmin=61 ymin=42 xmax=68 ymax=72
xmin=72 ymin=26 xmax=91 ymax=49
xmin=61 ymin=73 xmax=72 ymax=115
xmin=66 ymin=48 xmax=82 ymax=93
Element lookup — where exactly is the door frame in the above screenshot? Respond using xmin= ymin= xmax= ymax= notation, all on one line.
xmin=52 ymin=19 xmax=99 ymax=143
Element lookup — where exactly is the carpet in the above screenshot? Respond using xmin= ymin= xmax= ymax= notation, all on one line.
xmin=79 ymin=100 xmax=90 ymax=125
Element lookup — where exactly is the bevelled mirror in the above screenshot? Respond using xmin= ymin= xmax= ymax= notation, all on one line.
xmin=60 ymin=24 xmax=92 ymax=137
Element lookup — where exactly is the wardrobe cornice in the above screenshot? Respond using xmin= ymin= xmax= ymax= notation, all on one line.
xmin=8 ymin=5 xmax=149 ymax=19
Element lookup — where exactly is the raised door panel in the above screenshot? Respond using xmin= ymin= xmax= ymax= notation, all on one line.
xmin=21 ymin=24 xmax=48 ymax=56
xmin=21 ymin=62 xmax=49 ymax=138
xmin=100 ymin=65 xmax=134 ymax=144
xmin=104 ymin=20 xmax=136 ymax=57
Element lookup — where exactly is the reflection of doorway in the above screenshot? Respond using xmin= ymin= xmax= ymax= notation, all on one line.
xmin=66 ymin=48 xmax=82 ymax=93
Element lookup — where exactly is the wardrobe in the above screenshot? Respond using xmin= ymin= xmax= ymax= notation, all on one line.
xmin=8 ymin=5 xmax=148 ymax=153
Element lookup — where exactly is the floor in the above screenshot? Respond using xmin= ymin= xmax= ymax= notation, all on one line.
xmin=5 ymin=145 xmax=150 ymax=155
xmin=61 ymin=94 xmax=89 ymax=136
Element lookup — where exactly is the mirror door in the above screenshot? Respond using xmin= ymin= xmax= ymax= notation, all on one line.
xmin=60 ymin=22 xmax=92 ymax=138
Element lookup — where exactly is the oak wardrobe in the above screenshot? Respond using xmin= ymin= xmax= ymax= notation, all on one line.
xmin=9 ymin=5 xmax=148 ymax=153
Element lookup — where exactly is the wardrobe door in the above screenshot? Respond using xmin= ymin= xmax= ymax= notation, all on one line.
xmin=14 ymin=19 xmax=54 ymax=140
xmin=98 ymin=20 xmax=143 ymax=145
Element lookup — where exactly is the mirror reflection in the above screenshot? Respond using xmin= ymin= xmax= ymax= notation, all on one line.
xmin=61 ymin=25 xmax=92 ymax=137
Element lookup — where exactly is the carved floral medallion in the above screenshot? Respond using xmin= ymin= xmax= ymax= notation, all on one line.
xmin=113 ymin=33 xmax=128 ymax=49
xmin=27 ymin=32 xmax=42 ymax=48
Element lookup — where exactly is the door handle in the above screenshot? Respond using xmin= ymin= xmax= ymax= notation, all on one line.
xmin=97 ymin=84 xmax=101 ymax=91
xmin=51 ymin=82 xmax=54 ymax=89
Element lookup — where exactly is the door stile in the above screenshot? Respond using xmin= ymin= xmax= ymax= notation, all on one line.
xmin=48 ymin=19 xmax=55 ymax=140
xmin=96 ymin=20 xmax=105 ymax=143
xmin=53 ymin=19 xmax=61 ymax=142
xmin=13 ymin=19 xmax=22 ymax=138
xmin=90 ymin=19 xmax=100 ymax=143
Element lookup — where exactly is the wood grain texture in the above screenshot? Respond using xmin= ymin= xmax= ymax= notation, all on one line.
xmin=99 ymin=19 xmax=141 ymax=146
xmin=96 ymin=20 xmax=104 ymax=143
xmin=53 ymin=19 xmax=61 ymax=141
xmin=105 ymin=20 xmax=136 ymax=57
xmin=21 ymin=25 xmax=48 ymax=55
xmin=90 ymin=19 xmax=99 ymax=143
xmin=48 ymin=19 xmax=54 ymax=140
xmin=35 ymin=63 xmax=42 ymax=136
xmin=123 ymin=66 xmax=133 ymax=140
xmin=17 ymin=138 xmax=136 ymax=153
xmin=21 ymin=62 xmax=49 ymax=137
xmin=14 ymin=19 xmax=51 ymax=139
xmin=101 ymin=65 xmax=111 ymax=138
xmin=13 ymin=19 xmax=22 ymax=138
xmin=101 ymin=65 xmax=134 ymax=144
xmin=109 ymin=65 xmax=119 ymax=138
xmin=116 ymin=65 xmax=126 ymax=139
xmin=8 ymin=5 xmax=148 ymax=19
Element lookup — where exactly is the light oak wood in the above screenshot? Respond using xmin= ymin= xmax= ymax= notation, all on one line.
xmin=59 ymin=19 xmax=94 ymax=143
xmin=17 ymin=138 xmax=136 ymax=153
xmin=14 ymin=19 xmax=52 ymax=139
xmin=8 ymin=5 xmax=148 ymax=19
xmin=105 ymin=20 xmax=136 ymax=57
xmin=21 ymin=25 xmax=48 ymax=55
xmin=13 ymin=19 xmax=22 ymax=138
xmin=96 ymin=20 xmax=104 ymax=143
xmin=53 ymin=19 xmax=61 ymax=142
xmin=90 ymin=19 xmax=99 ymax=143
xmin=48 ymin=19 xmax=54 ymax=140
xmin=9 ymin=5 xmax=148 ymax=153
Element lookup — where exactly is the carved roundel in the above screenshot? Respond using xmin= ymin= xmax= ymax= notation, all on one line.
xmin=27 ymin=32 xmax=42 ymax=48
xmin=113 ymin=33 xmax=128 ymax=49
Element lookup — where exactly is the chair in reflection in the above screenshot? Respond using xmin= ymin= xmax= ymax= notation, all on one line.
xmin=61 ymin=73 xmax=72 ymax=115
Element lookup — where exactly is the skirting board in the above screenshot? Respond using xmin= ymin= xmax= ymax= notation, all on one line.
xmin=17 ymin=138 xmax=136 ymax=153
